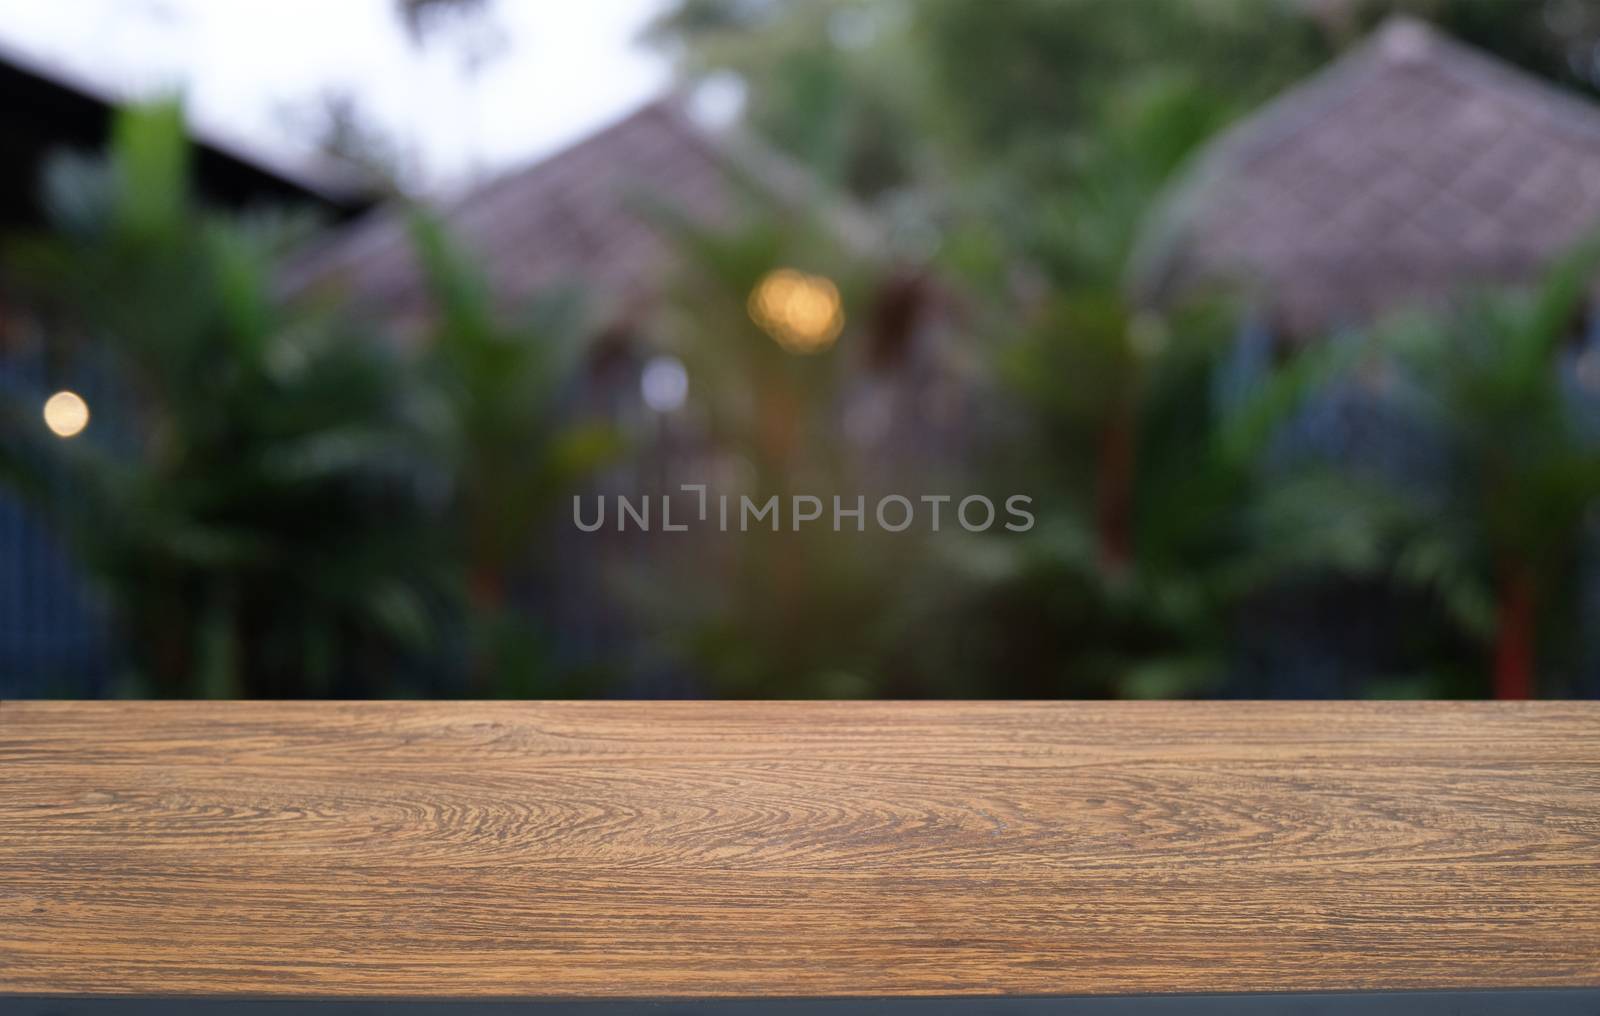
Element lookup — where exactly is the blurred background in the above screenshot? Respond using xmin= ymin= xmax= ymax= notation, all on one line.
xmin=2 ymin=0 xmax=1600 ymax=700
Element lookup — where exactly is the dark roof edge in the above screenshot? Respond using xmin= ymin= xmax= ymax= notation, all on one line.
xmin=0 ymin=32 xmax=373 ymax=211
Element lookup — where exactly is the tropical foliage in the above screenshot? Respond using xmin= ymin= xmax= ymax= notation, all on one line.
xmin=3 ymin=0 xmax=1598 ymax=698
xmin=0 ymin=105 xmax=605 ymax=697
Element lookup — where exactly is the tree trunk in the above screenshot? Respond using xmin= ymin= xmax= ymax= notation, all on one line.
xmin=469 ymin=567 xmax=504 ymax=612
xmin=1492 ymin=563 xmax=1536 ymax=700
xmin=1096 ymin=402 xmax=1134 ymax=575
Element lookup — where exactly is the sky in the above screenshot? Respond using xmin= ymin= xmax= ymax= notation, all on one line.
xmin=0 ymin=0 xmax=672 ymax=192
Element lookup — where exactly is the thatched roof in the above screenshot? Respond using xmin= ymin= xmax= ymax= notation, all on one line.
xmin=1132 ymin=17 xmax=1600 ymax=335
xmin=284 ymin=99 xmax=875 ymax=325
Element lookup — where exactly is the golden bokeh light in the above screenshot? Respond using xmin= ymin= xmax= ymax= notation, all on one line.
xmin=42 ymin=390 xmax=90 ymax=439
xmin=748 ymin=268 xmax=844 ymax=354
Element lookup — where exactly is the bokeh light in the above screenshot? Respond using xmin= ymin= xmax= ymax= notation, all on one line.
xmin=748 ymin=268 xmax=844 ymax=354
xmin=640 ymin=355 xmax=689 ymax=413
xmin=42 ymin=390 xmax=89 ymax=438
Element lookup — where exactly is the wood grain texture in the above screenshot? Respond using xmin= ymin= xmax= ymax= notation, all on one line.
xmin=1 ymin=700 xmax=1598 ymax=998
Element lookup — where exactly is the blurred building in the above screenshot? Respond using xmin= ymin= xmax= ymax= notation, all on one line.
xmin=286 ymin=99 xmax=964 ymax=455
xmin=1136 ymin=16 xmax=1600 ymax=339
xmin=1135 ymin=17 xmax=1600 ymax=695
xmin=284 ymin=98 xmax=973 ymax=691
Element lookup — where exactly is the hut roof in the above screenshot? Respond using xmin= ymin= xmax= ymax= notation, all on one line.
xmin=1132 ymin=17 xmax=1600 ymax=335
xmin=284 ymin=99 xmax=876 ymax=325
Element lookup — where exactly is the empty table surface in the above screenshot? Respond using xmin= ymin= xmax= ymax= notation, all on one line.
xmin=1 ymin=700 xmax=1597 ymax=998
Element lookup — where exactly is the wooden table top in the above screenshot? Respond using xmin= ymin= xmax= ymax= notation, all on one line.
xmin=2 ymin=700 xmax=1598 ymax=999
